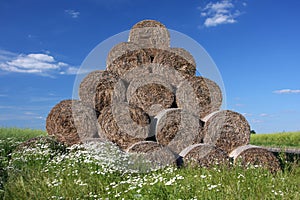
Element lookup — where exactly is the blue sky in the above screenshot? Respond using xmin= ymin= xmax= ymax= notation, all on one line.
xmin=0 ymin=0 xmax=299 ymax=133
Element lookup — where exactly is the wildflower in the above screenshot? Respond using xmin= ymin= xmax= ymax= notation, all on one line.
xmin=207 ymin=184 xmax=218 ymax=190
xmin=200 ymin=175 xmax=207 ymax=179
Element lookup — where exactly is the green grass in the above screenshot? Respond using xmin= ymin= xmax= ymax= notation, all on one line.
xmin=250 ymin=131 xmax=300 ymax=148
xmin=0 ymin=128 xmax=299 ymax=199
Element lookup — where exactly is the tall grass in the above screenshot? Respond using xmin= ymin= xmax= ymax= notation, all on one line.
xmin=0 ymin=127 xmax=46 ymax=140
xmin=0 ymin=128 xmax=299 ymax=199
xmin=250 ymin=131 xmax=300 ymax=148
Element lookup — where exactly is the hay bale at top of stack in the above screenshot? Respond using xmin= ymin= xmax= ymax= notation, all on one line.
xmin=79 ymin=70 xmax=118 ymax=109
xmin=98 ymin=103 xmax=150 ymax=150
xmin=128 ymin=19 xmax=170 ymax=49
xmin=176 ymin=76 xmax=223 ymax=119
xmin=155 ymin=108 xmax=204 ymax=153
xmin=127 ymin=73 xmax=175 ymax=116
xmin=179 ymin=144 xmax=229 ymax=168
xmin=94 ymin=78 xmax=126 ymax=114
xmin=46 ymin=100 xmax=100 ymax=146
xmin=229 ymin=145 xmax=281 ymax=173
xmin=203 ymin=110 xmax=251 ymax=154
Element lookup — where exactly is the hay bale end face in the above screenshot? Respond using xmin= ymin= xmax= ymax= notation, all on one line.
xmin=176 ymin=76 xmax=222 ymax=119
xmin=155 ymin=108 xmax=205 ymax=153
xmin=203 ymin=110 xmax=251 ymax=154
xmin=153 ymin=49 xmax=196 ymax=78
xmin=128 ymin=83 xmax=175 ymax=116
xmin=107 ymin=49 xmax=150 ymax=77
xmin=229 ymin=145 xmax=281 ymax=173
xmin=106 ymin=42 xmax=141 ymax=68
xmin=79 ymin=70 xmax=118 ymax=109
xmin=170 ymin=48 xmax=196 ymax=68
xmin=97 ymin=103 xmax=150 ymax=150
xmin=129 ymin=20 xmax=170 ymax=49
xmin=46 ymin=100 xmax=100 ymax=146
xmin=94 ymin=78 xmax=126 ymax=114
xmin=180 ymin=144 xmax=229 ymax=168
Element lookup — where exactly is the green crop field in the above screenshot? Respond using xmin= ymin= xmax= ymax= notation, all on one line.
xmin=0 ymin=128 xmax=299 ymax=199
xmin=250 ymin=131 xmax=300 ymax=148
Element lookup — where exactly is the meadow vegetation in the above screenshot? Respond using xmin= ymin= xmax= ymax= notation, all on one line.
xmin=250 ymin=131 xmax=300 ymax=148
xmin=0 ymin=128 xmax=299 ymax=199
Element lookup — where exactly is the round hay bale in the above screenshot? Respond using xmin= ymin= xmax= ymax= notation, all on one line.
xmin=203 ymin=110 xmax=251 ymax=154
xmin=79 ymin=70 xmax=118 ymax=108
xmin=46 ymin=100 xmax=100 ymax=146
xmin=170 ymin=48 xmax=196 ymax=67
xmin=153 ymin=49 xmax=196 ymax=78
xmin=107 ymin=49 xmax=150 ymax=77
xmin=14 ymin=136 xmax=66 ymax=153
xmin=229 ymin=145 xmax=281 ymax=173
xmin=127 ymin=73 xmax=175 ymax=116
xmin=128 ymin=19 xmax=170 ymax=49
xmin=126 ymin=141 xmax=182 ymax=167
xmin=179 ymin=144 xmax=229 ymax=168
xmin=155 ymin=108 xmax=204 ymax=153
xmin=97 ymin=103 xmax=150 ymax=150
xmin=126 ymin=141 xmax=162 ymax=153
xmin=94 ymin=78 xmax=126 ymax=114
xmin=106 ymin=42 xmax=141 ymax=67
xmin=176 ymin=76 xmax=223 ymax=119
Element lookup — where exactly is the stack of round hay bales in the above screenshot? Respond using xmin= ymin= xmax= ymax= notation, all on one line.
xmin=45 ymin=19 xmax=280 ymax=172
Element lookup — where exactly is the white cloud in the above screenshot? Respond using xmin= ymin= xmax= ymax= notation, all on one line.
xmin=199 ymin=0 xmax=242 ymax=27
xmin=260 ymin=113 xmax=268 ymax=117
xmin=0 ymin=50 xmax=79 ymax=76
xmin=273 ymin=89 xmax=300 ymax=94
xmin=65 ymin=9 xmax=80 ymax=18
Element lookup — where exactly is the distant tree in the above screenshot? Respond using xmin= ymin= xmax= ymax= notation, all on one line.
xmin=250 ymin=130 xmax=256 ymax=134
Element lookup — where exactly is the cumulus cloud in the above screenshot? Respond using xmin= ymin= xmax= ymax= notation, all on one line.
xmin=65 ymin=9 xmax=80 ymax=18
xmin=0 ymin=50 xmax=78 ymax=76
xmin=199 ymin=0 xmax=243 ymax=27
xmin=273 ymin=89 xmax=300 ymax=94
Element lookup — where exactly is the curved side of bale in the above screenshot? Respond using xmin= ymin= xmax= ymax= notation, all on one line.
xmin=127 ymin=73 xmax=175 ymax=116
xmin=98 ymin=103 xmax=150 ymax=150
xmin=72 ymin=100 xmax=103 ymax=141
xmin=203 ymin=110 xmax=251 ymax=154
xmin=176 ymin=76 xmax=222 ymax=119
xmin=79 ymin=70 xmax=118 ymax=108
xmin=179 ymin=144 xmax=229 ymax=168
xmin=229 ymin=145 xmax=281 ymax=173
xmin=155 ymin=108 xmax=204 ymax=153
xmin=129 ymin=20 xmax=170 ymax=49
xmin=170 ymin=48 xmax=196 ymax=68
xmin=107 ymin=49 xmax=150 ymax=77
xmin=46 ymin=100 xmax=99 ymax=146
xmin=126 ymin=141 xmax=162 ymax=153
xmin=127 ymin=141 xmax=181 ymax=167
xmin=94 ymin=78 xmax=126 ymax=114
xmin=153 ymin=49 xmax=196 ymax=78
xmin=106 ymin=42 xmax=141 ymax=67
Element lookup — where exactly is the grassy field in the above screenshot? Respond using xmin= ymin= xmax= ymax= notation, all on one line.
xmin=250 ymin=131 xmax=300 ymax=148
xmin=0 ymin=128 xmax=299 ymax=199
